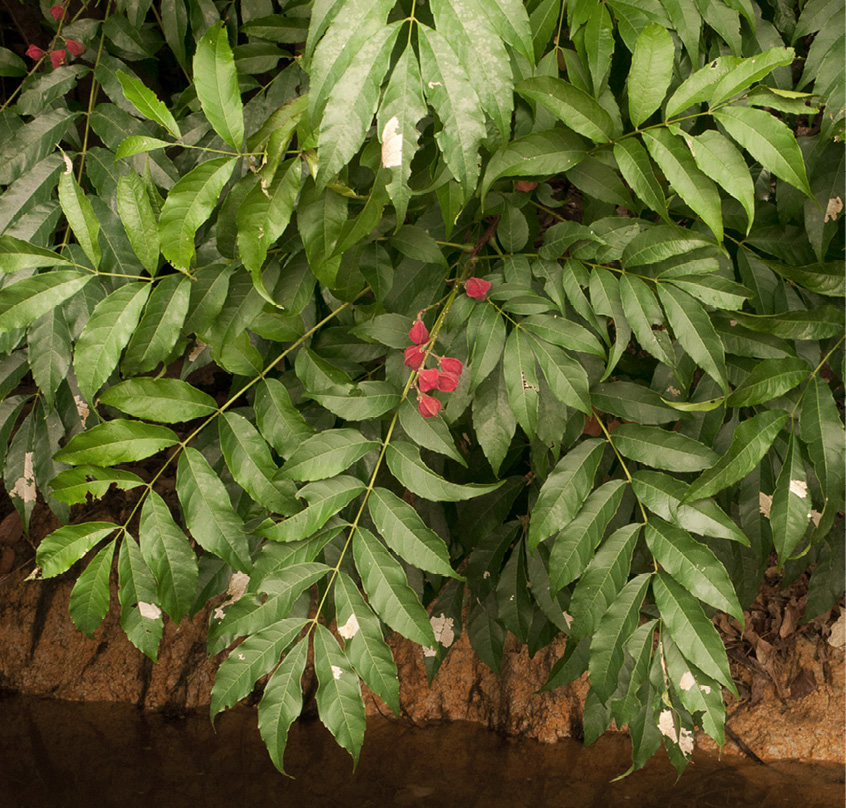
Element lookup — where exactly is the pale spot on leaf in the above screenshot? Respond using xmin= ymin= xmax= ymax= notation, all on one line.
xmin=667 ymin=386 xmax=681 ymax=396
xmin=679 ymin=671 xmax=696 ymax=691
xmin=430 ymin=614 xmax=455 ymax=648
xmin=789 ymin=479 xmax=808 ymax=498
xmin=331 ymin=664 xmax=343 ymax=680
xmin=700 ymin=684 xmax=711 ymax=694
xmin=338 ymin=614 xmax=359 ymax=639
xmin=188 ymin=340 xmax=208 ymax=362
xmin=226 ymin=571 xmax=250 ymax=600
xmin=427 ymin=81 xmax=442 ymax=89
xmin=238 ymin=653 xmax=245 ymax=660
xmin=10 ymin=452 xmax=36 ymax=504
xmin=381 ymin=116 xmax=403 ymax=169
xmin=828 ymin=612 xmax=845 ymax=648
xmin=74 ymin=395 xmax=89 ymax=421
xmin=214 ymin=606 xmax=226 ymax=620
xmin=679 ymin=727 xmax=694 ymax=756
xmin=810 ymin=509 xmax=822 ymax=527
xmin=422 ymin=646 xmax=437 ymax=658
xmin=562 ymin=611 xmax=574 ymax=629
xmin=824 ymin=196 xmax=843 ymax=222
xmin=138 ymin=601 xmax=162 ymax=619
xmin=62 ymin=152 xmax=73 ymax=173
xmin=658 ymin=710 xmax=677 ymax=743
xmin=759 ymin=492 xmax=772 ymax=517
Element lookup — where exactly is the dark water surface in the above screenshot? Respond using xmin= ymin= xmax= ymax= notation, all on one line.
xmin=1 ymin=695 xmax=842 ymax=808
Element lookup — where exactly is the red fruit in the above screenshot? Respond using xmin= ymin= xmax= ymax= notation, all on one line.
xmin=418 ymin=368 xmax=439 ymax=392
xmin=439 ymin=356 xmax=463 ymax=376
xmin=436 ymin=372 xmax=459 ymax=392
xmin=465 ymin=277 xmax=491 ymax=300
xmin=418 ymin=394 xmax=441 ymax=418
xmin=50 ymin=49 xmax=66 ymax=67
xmin=66 ymin=39 xmax=85 ymax=56
xmin=403 ymin=345 xmax=426 ymax=369
xmin=49 ymin=4 xmax=66 ymax=21
xmin=409 ymin=320 xmax=429 ymax=345
xmin=26 ymin=44 xmax=46 ymax=60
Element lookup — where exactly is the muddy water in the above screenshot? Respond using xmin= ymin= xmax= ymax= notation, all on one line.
xmin=1 ymin=695 xmax=842 ymax=808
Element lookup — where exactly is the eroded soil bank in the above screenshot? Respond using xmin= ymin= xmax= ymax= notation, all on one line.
xmin=1 ymin=695 xmax=843 ymax=808
xmin=1 ymin=507 xmax=844 ymax=768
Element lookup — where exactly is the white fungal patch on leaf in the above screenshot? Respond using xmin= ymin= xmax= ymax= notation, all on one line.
xmin=422 ymin=646 xmax=437 ymax=658
xmin=667 ymin=386 xmax=681 ymax=396
xmin=338 ymin=614 xmax=360 ymax=639
xmin=62 ymin=152 xmax=73 ymax=173
xmin=226 ymin=571 xmax=250 ymax=601
xmin=789 ymin=479 xmax=808 ymax=498
xmin=381 ymin=116 xmax=403 ymax=169
xmin=10 ymin=452 xmax=36 ymax=504
xmin=238 ymin=653 xmax=245 ymax=660
xmin=824 ymin=196 xmax=843 ymax=222
xmin=810 ymin=509 xmax=822 ymax=527
xmin=562 ymin=611 xmax=574 ymax=629
xmin=430 ymin=614 xmax=455 ymax=648
xmin=427 ymin=81 xmax=442 ymax=89
xmin=759 ymin=492 xmax=773 ymax=517
xmin=658 ymin=710 xmax=677 ymax=743
xmin=331 ymin=665 xmax=343 ymax=680
xmin=138 ymin=601 xmax=162 ymax=619
xmin=700 ymin=684 xmax=712 ymax=694
xmin=679 ymin=727 xmax=694 ymax=756
xmin=188 ymin=340 xmax=208 ymax=362
xmin=679 ymin=671 xmax=696 ymax=691
xmin=213 ymin=606 xmax=226 ymax=620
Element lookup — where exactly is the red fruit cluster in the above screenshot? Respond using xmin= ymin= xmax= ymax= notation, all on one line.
xmin=403 ymin=318 xmax=464 ymax=418
xmin=26 ymin=36 xmax=84 ymax=66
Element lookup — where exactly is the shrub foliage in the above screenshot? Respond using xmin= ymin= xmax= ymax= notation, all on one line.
xmin=0 ymin=0 xmax=843 ymax=776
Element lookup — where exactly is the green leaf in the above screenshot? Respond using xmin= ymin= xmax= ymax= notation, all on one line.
xmin=619 ymin=274 xmax=674 ymax=366
xmin=729 ymin=307 xmax=844 ymax=341
xmin=398 ymin=398 xmax=466 ymax=467
xmin=769 ymin=434 xmax=811 ymax=564
xmin=115 ymin=135 xmax=172 ymax=160
xmin=255 ymin=378 xmax=316 ymax=459
xmin=0 ymin=45 xmax=25 ymax=77
xmin=613 ymin=424 xmax=719 ymax=472
xmin=569 ymin=523 xmax=641 ymax=639
xmin=665 ymin=55 xmax=741 ymax=119
xmin=333 ymin=571 xmax=400 ymax=715
xmin=582 ymin=3 xmax=615 ymax=94
xmin=389 ymin=225 xmax=447 ymax=267
xmin=591 ymin=381 xmax=681 ymax=425
xmin=193 ymin=22 xmax=244 ymax=149
xmin=58 ymin=169 xmax=101 ymax=270
xmin=279 ymin=429 xmax=378 ymax=482
xmin=627 ymin=23 xmax=675 ymax=127
xmin=514 ymin=76 xmax=613 ymax=143
xmin=69 ymin=540 xmax=116 ymax=637
xmin=100 ymin=378 xmax=217 ymax=423
xmin=800 ymin=377 xmax=845 ymax=540
xmin=115 ymin=71 xmax=181 ymax=138
xmin=368 ymin=486 xmax=462 ymax=579
xmin=122 ymin=274 xmax=190 ymax=374
xmin=528 ymin=439 xmax=605 ymax=549
xmin=727 ymin=357 xmax=810 ymax=407
xmin=713 ymin=106 xmax=813 ymax=197
xmin=632 ymin=469 xmax=748 ymax=543
xmin=589 ymin=265 xmax=631 ymax=380
xmin=211 ymin=618 xmax=307 ymax=718
xmin=417 ymin=24 xmax=487 ymax=193
xmin=317 ymin=23 xmax=399 ymax=187
xmin=503 ymin=328 xmax=540 ymax=439
xmin=116 ymin=172 xmax=160 ymax=275
xmin=528 ymin=332 xmax=592 ymax=414
xmin=476 ymin=0 xmax=535 ymax=64
xmin=472 ymin=364 xmax=516 ymax=476
xmin=36 ymin=522 xmax=118 ymax=579
xmin=308 ymin=381 xmax=400 ymax=421
xmin=589 ymin=573 xmax=652 ymax=702
xmin=0 ymin=108 xmax=78 ymax=187
xmin=0 ymin=271 xmax=91 ymax=335
xmin=353 ymin=526 xmax=436 ymax=647
xmin=763 ymin=261 xmax=845 ymax=298
xmin=621 ymin=225 xmax=714 ymax=267
xmin=684 ymin=410 xmax=789 ymax=502
xmin=159 ymin=157 xmax=237 ymax=273
xmin=376 ymin=47 xmax=428 ymax=222
xmin=653 ymin=571 xmax=736 ymax=693
xmin=177 ymin=447 xmax=252 ymax=572
xmin=431 ymin=0 xmax=514 ymax=145
xmin=313 ymin=622 xmax=366 ymax=763
xmin=50 ymin=466 xmax=144 ymax=505
xmin=28 ymin=307 xmax=72 ymax=406
xmin=116 ymin=535 xmax=163 ymax=659
xmin=467 ymin=302 xmax=506 ymax=392
xmin=666 ymin=274 xmax=750 ymax=310
xmin=73 ymin=282 xmax=151 ymax=401
xmin=642 ymin=128 xmax=723 ymax=240
xmin=139 ymin=491 xmax=198 ymax=624
xmin=481 ymin=129 xmax=587 ymax=205
xmin=257 ymin=637 xmax=308 ymax=775
xmin=496 ymin=540 xmax=532 ymax=643
xmin=0 ymin=235 xmax=74 ymax=272
xmin=520 ymin=313 xmax=605 ymax=360
xmin=682 ymin=129 xmax=755 ymax=232
xmin=258 ymin=477 xmax=364 ymax=543
xmin=549 ymin=479 xmax=627 ymax=593
xmin=385 ymin=441 xmax=504 ymax=503
xmin=613 ymin=138 xmax=668 ymax=218
xmin=657 ymin=283 xmax=728 ymax=394
xmin=55 ymin=420 xmax=179 ymax=465
xmin=219 ymin=411 xmax=299 ymax=515
xmin=709 ymin=47 xmax=795 ymax=105
xmin=645 ymin=516 xmax=742 ymax=620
